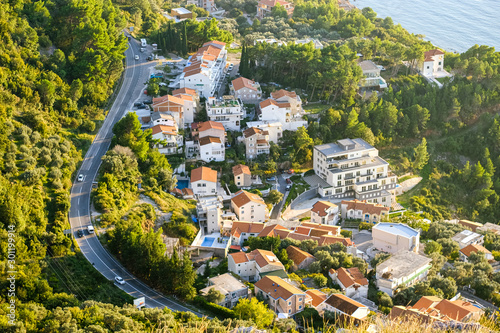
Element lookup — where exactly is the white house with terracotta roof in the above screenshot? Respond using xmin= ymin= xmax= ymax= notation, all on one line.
xmin=421 ymin=49 xmax=445 ymax=77
xmin=311 ymin=200 xmax=339 ymax=225
xmin=328 ymin=267 xmax=368 ymax=298
xmin=230 ymin=77 xmax=262 ymax=104
xmin=152 ymin=94 xmax=192 ymax=128
xmin=206 ymin=95 xmax=243 ymax=131
xmin=228 ymin=249 xmax=287 ymax=282
xmin=193 ymin=120 xmax=226 ymax=143
xmin=228 ymin=221 xmax=265 ymax=246
xmin=372 ymin=222 xmax=420 ymax=254
xmin=191 ymin=166 xmax=218 ymax=197
xmin=231 ymin=190 xmax=269 ymax=222
xmin=259 ymin=98 xmax=306 ymax=131
xmin=271 ymin=89 xmax=303 ymax=115
xmin=150 ymin=124 xmax=183 ymax=155
xmin=233 ymin=164 xmax=252 ymax=187
xmin=318 ymin=294 xmax=369 ymax=320
xmin=305 ymin=289 xmax=328 ymax=309
xmin=255 ymin=276 xmax=306 ymax=316
xmin=286 ymin=245 xmax=316 ymax=271
xmin=242 ymin=127 xmax=270 ymax=159
xmin=376 ymin=251 xmax=432 ymax=297
xmin=198 ymin=136 xmax=224 ymax=162
xmin=341 ymin=199 xmax=390 ymax=223
xmin=246 ymin=121 xmax=283 ymax=143
xmin=314 ymin=139 xmax=397 ymax=205
xmin=172 ymin=88 xmax=198 ymax=126
xmin=459 ymin=243 xmax=493 ymax=262
xmin=178 ymin=41 xmax=227 ymax=98
xmin=257 ymin=0 xmax=294 ymax=19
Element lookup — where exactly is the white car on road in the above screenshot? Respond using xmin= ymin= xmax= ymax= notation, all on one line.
xmin=115 ymin=276 xmax=125 ymax=285
xmin=77 ymin=174 xmax=84 ymax=182
xmin=134 ymin=55 xmax=139 ymax=61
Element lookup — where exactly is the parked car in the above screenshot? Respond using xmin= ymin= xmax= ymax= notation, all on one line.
xmin=266 ymin=176 xmax=276 ymax=182
xmin=286 ymin=184 xmax=292 ymax=191
xmin=137 ymin=105 xmax=148 ymax=109
xmin=286 ymin=178 xmax=292 ymax=184
xmin=143 ymin=100 xmax=153 ymax=105
xmin=228 ymin=63 xmax=234 ymax=71
xmin=166 ymin=61 xmax=173 ymax=65
xmin=115 ymin=276 xmax=125 ymax=285
xmin=287 ymin=169 xmax=294 ymax=174
xmin=134 ymin=55 xmax=139 ymax=60
xmin=77 ymin=174 xmax=84 ymax=182
xmin=77 ymin=229 xmax=83 ymax=238
xmin=134 ymin=102 xmax=144 ymax=107
xmin=377 ymin=65 xmax=386 ymax=71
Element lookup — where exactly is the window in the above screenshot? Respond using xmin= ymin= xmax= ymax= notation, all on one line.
xmin=299 ymin=305 xmax=302 ymax=309
xmin=298 ymin=298 xmax=302 ymax=302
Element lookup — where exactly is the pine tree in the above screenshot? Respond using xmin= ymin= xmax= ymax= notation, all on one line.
xmin=175 ymin=251 xmax=196 ymax=299
xmin=413 ymin=137 xmax=429 ymax=172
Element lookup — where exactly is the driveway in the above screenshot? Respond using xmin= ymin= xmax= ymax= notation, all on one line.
xmin=352 ymin=230 xmax=373 ymax=253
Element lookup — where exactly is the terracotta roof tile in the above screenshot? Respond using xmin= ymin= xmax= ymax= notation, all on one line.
xmin=311 ymin=201 xmax=338 ymax=217
xmin=172 ymin=87 xmax=198 ymax=96
xmin=459 ymin=244 xmax=491 ymax=257
xmin=229 ymin=251 xmax=249 ymax=264
xmin=232 ymin=77 xmax=258 ymax=92
xmin=151 ymin=124 xmax=177 ymax=135
xmin=232 ymin=164 xmax=251 ymax=176
xmin=152 ymin=94 xmax=185 ymax=106
xmin=306 ymin=289 xmax=327 ymax=307
xmin=336 ymin=267 xmax=368 ymax=289
xmin=434 ymin=299 xmax=482 ymax=322
xmin=231 ymin=190 xmax=265 ymax=208
xmin=199 ymin=136 xmax=221 ymax=146
xmin=425 ymin=49 xmax=445 ymax=57
xmin=324 ymin=294 xmax=367 ymax=315
xmin=198 ymin=120 xmax=225 ymax=132
xmin=258 ymin=224 xmax=288 ymax=237
xmin=341 ymin=199 xmax=389 ymax=217
xmin=231 ymin=221 xmax=265 ymax=234
xmin=243 ymin=127 xmax=264 ymax=138
xmin=191 ymin=166 xmax=217 ymax=183
xmin=259 ymin=98 xmax=278 ymax=109
xmin=255 ymin=276 xmax=304 ymax=300
xmin=286 ymin=245 xmax=315 ymax=266
xmin=271 ymin=89 xmax=297 ymax=100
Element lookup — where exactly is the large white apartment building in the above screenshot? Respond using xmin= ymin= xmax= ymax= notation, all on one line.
xmin=196 ymin=196 xmax=223 ymax=234
xmin=206 ymin=96 xmax=243 ymax=131
xmin=179 ymin=41 xmax=227 ymax=98
xmin=313 ymin=138 xmax=397 ymax=207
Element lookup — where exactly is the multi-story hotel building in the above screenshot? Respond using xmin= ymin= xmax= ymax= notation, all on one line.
xmin=313 ymin=138 xmax=397 ymax=207
xmin=206 ymin=96 xmax=243 ymax=131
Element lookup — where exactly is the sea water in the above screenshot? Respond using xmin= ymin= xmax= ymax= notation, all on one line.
xmin=352 ymin=0 xmax=500 ymax=53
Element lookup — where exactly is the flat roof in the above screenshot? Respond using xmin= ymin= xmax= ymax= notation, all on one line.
xmin=208 ymin=273 xmax=247 ymax=292
xmin=452 ymin=230 xmax=482 ymax=243
xmin=377 ymin=251 xmax=432 ymax=280
xmin=373 ymin=223 xmax=419 ymax=238
xmin=315 ymin=138 xmax=375 ymax=157
xmin=172 ymin=7 xmax=191 ymax=14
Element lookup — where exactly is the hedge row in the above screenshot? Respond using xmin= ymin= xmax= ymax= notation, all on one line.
xmin=193 ymin=296 xmax=235 ymax=319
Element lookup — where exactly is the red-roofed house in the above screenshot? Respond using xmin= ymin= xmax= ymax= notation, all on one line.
xmin=341 ymin=200 xmax=389 ymax=223
xmin=271 ymin=89 xmax=302 ymax=114
xmin=329 ymin=267 xmax=368 ymax=298
xmin=152 ymin=94 xmax=190 ymax=128
xmin=228 ymin=249 xmax=287 ymax=282
xmin=178 ymin=41 xmax=227 ymax=98
xmin=243 ymin=127 xmax=270 ymax=159
xmin=191 ymin=166 xmax=217 ymax=197
xmin=318 ymin=294 xmax=369 ymax=319
xmin=255 ymin=276 xmax=306 ymax=316
xmin=459 ymin=244 xmax=493 ymax=262
xmin=229 ymin=221 xmax=265 ymax=245
xmin=257 ymin=0 xmax=294 ymax=19
xmin=150 ymin=124 xmax=183 ymax=155
xmin=230 ymin=77 xmax=262 ymax=104
xmin=232 ymin=164 xmax=252 ymax=187
xmin=311 ymin=201 xmax=339 ymax=225
xmin=231 ymin=190 xmax=269 ymax=222
xmin=259 ymin=90 xmax=306 ymax=131
xmin=198 ymin=136 xmax=225 ymax=162
xmin=286 ymin=245 xmax=316 ymax=271
xmin=421 ymin=49 xmax=445 ymax=77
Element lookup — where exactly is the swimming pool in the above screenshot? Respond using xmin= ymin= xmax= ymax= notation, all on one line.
xmin=176 ymin=180 xmax=189 ymax=190
xmin=201 ymin=237 xmax=215 ymax=247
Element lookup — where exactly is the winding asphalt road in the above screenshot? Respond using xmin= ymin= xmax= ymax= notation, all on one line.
xmin=69 ymin=37 xmax=202 ymax=315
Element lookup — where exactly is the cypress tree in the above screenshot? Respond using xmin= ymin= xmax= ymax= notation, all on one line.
xmin=183 ymin=21 xmax=188 ymax=55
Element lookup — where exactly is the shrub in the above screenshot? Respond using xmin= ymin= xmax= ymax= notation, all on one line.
xmin=340 ymin=230 xmax=352 ymax=238
xmin=359 ymin=222 xmax=373 ymax=231
xmin=193 ymin=296 xmax=235 ymax=318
